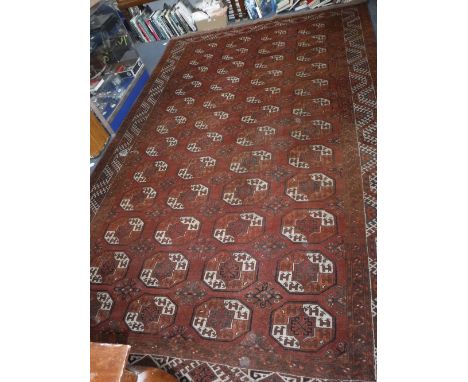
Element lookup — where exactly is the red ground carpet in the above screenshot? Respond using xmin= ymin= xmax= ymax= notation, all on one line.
xmin=90 ymin=4 xmax=377 ymax=381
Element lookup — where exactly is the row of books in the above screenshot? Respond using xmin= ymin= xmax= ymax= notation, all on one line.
xmin=127 ymin=0 xmax=347 ymax=41
xmin=244 ymin=0 xmax=276 ymax=19
xmin=276 ymin=0 xmax=333 ymax=13
xmin=128 ymin=2 xmax=197 ymax=42
xmin=227 ymin=0 xmax=248 ymax=22
xmin=243 ymin=0 xmax=342 ymax=19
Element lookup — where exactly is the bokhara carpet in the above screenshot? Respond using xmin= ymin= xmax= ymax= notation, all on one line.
xmin=90 ymin=4 xmax=377 ymax=382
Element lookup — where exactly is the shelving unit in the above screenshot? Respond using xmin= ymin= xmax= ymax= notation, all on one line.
xmin=116 ymin=0 xmax=366 ymax=38
xmin=90 ymin=0 xmax=151 ymax=171
xmin=90 ymin=0 xmax=150 ymax=136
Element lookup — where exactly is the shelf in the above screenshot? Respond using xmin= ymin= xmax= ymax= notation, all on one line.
xmin=123 ymin=0 xmax=367 ymax=45
xmin=107 ymin=63 xmax=145 ymax=122
xmin=91 ymin=1 xmax=149 ymax=134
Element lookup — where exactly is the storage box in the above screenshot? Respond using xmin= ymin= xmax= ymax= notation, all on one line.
xmin=115 ymin=58 xmax=143 ymax=79
xmin=192 ymin=6 xmax=228 ymax=31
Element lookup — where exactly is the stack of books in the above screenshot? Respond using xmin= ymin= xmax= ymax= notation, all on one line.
xmin=274 ymin=0 xmax=337 ymax=15
xmin=128 ymin=2 xmax=197 ymax=42
xmin=226 ymin=0 xmax=248 ymax=22
xmin=308 ymin=0 xmax=333 ymax=10
xmin=276 ymin=0 xmax=300 ymax=13
xmin=244 ymin=0 xmax=277 ymax=19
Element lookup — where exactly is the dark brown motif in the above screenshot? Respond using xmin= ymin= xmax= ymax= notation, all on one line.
xmin=203 ymin=251 xmax=258 ymax=291
xmin=90 ymin=251 xmax=129 ymax=285
xmin=213 ymin=212 xmax=265 ymax=244
xmin=139 ymin=252 xmax=189 ymax=288
xmin=124 ymin=295 xmax=177 ymax=334
xmin=281 ymin=209 xmax=337 ymax=243
xmin=90 ymin=291 xmax=113 ymax=327
xmin=270 ymin=302 xmax=335 ymax=352
xmin=276 ymin=250 xmax=336 ymax=294
xmin=192 ymin=298 xmax=251 ymax=341
xmin=154 ymin=216 xmax=201 ymax=246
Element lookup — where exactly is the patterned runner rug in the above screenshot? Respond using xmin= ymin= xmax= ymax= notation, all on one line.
xmin=90 ymin=4 xmax=377 ymax=381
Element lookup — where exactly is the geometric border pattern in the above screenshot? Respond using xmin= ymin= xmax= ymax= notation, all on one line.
xmin=342 ymin=6 xmax=377 ymax=374
xmin=128 ymin=353 xmax=375 ymax=382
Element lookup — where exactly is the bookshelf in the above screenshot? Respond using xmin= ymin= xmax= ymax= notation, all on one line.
xmin=116 ymin=0 xmax=367 ymax=32
xmin=90 ymin=1 xmax=150 ymax=135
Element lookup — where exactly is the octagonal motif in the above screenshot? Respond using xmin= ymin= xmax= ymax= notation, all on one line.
xmin=270 ymin=302 xmax=334 ymax=352
xmin=139 ymin=252 xmax=189 ymax=288
xmin=104 ymin=217 xmax=144 ymax=245
xmin=230 ymin=150 xmax=272 ymax=173
xmin=290 ymin=120 xmax=332 ymax=141
xmin=281 ymin=209 xmax=336 ymax=243
xmin=178 ymin=156 xmax=216 ymax=180
xmin=236 ymin=126 xmax=276 ymax=147
xmin=186 ymin=131 xmax=223 ymax=153
xmin=154 ymin=216 xmax=201 ymax=245
xmin=120 ymin=187 xmax=157 ymax=211
xmin=192 ymin=298 xmax=251 ymax=341
xmin=90 ymin=251 xmax=130 ymax=284
xmin=222 ymin=178 xmax=269 ymax=206
xmin=125 ymin=295 xmax=177 ymax=334
xmin=288 ymin=144 xmax=333 ymax=169
xmin=203 ymin=251 xmax=258 ymax=291
xmin=90 ymin=291 xmax=113 ymax=327
xmin=276 ymin=251 xmax=335 ymax=294
xmin=133 ymin=161 xmax=168 ymax=183
xmin=167 ymin=184 xmax=209 ymax=210
xmin=213 ymin=212 xmax=265 ymax=244
xmin=286 ymin=173 xmax=335 ymax=202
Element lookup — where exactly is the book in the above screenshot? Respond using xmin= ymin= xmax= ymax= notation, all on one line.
xmin=254 ymin=0 xmax=263 ymax=18
xmin=177 ymin=9 xmax=193 ymax=33
xmin=160 ymin=10 xmax=175 ymax=38
xmin=288 ymin=0 xmax=302 ymax=10
xmin=257 ymin=0 xmax=277 ymax=17
xmin=136 ymin=14 xmax=154 ymax=42
xmin=175 ymin=2 xmax=197 ymax=32
xmin=169 ymin=7 xmax=184 ymax=35
xmin=276 ymin=0 xmax=290 ymax=13
xmin=235 ymin=0 xmax=248 ymax=19
xmin=149 ymin=11 xmax=166 ymax=40
xmin=160 ymin=8 xmax=176 ymax=36
xmin=145 ymin=17 xmax=161 ymax=40
xmin=245 ymin=0 xmax=260 ymax=19
xmin=310 ymin=0 xmax=333 ymax=8
xmin=128 ymin=1 xmax=197 ymax=42
xmin=153 ymin=10 xmax=172 ymax=39
xmin=163 ymin=7 xmax=180 ymax=36
xmin=129 ymin=16 xmax=145 ymax=42
xmin=172 ymin=7 xmax=190 ymax=34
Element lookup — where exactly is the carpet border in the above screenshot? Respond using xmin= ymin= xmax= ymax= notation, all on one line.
xmin=128 ymin=353 xmax=376 ymax=382
xmin=90 ymin=38 xmax=178 ymax=186
xmin=341 ymin=4 xmax=377 ymax=377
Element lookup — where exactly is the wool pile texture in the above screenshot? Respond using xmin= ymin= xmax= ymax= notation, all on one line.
xmin=90 ymin=4 xmax=377 ymax=381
